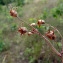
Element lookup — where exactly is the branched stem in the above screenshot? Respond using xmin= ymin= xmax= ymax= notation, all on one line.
xmin=46 ymin=23 xmax=62 ymax=38
xmin=17 ymin=16 xmax=62 ymax=62
xmin=45 ymin=23 xmax=63 ymax=63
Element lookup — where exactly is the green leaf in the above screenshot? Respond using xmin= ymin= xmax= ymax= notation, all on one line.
xmin=57 ymin=42 xmax=62 ymax=47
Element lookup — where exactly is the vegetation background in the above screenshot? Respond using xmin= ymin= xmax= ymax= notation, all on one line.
xmin=0 ymin=0 xmax=63 ymax=63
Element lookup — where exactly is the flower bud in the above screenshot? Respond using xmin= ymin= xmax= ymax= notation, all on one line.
xmin=27 ymin=32 xmax=33 ymax=36
xmin=18 ymin=27 xmax=28 ymax=35
xmin=45 ymin=30 xmax=56 ymax=40
xmin=30 ymin=23 xmax=36 ymax=26
xmin=37 ymin=20 xmax=45 ymax=27
xmin=10 ymin=9 xmax=17 ymax=17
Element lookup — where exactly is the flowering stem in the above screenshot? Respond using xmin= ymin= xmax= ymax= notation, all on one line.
xmin=30 ymin=24 xmax=61 ymax=57
xmin=37 ymin=32 xmax=61 ymax=57
xmin=45 ymin=23 xmax=63 ymax=63
xmin=17 ymin=16 xmax=62 ymax=61
xmin=46 ymin=23 xmax=62 ymax=38
xmin=30 ymin=25 xmax=61 ymax=57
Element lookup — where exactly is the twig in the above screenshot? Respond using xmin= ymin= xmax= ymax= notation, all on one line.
xmin=2 ymin=55 xmax=7 ymax=63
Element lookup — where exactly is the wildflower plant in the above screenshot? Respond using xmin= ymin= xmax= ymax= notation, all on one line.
xmin=9 ymin=7 xmax=63 ymax=63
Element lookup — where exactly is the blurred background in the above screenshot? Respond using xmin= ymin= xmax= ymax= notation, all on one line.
xmin=0 ymin=0 xmax=63 ymax=63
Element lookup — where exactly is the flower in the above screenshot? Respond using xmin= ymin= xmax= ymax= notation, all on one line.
xmin=45 ymin=30 xmax=56 ymax=40
xmin=37 ymin=20 xmax=45 ymax=27
xmin=30 ymin=23 xmax=36 ymax=26
xmin=18 ymin=27 xmax=28 ymax=35
xmin=10 ymin=9 xmax=17 ymax=17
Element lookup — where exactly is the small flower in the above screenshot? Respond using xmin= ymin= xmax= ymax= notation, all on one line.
xmin=45 ymin=30 xmax=56 ymax=40
xmin=27 ymin=32 xmax=33 ymax=36
xmin=30 ymin=23 xmax=36 ymax=26
xmin=10 ymin=9 xmax=17 ymax=17
xmin=18 ymin=27 xmax=28 ymax=35
xmin=37 ymin=20 xmax=45 ymax=27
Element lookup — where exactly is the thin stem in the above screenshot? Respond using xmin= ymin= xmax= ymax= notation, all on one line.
xmin=37 ymin=32 xmax=61 ymax=57
xmin=61 ymin=39 xmax=63 ymax=63
xmin=17 ymin=16 xmax=24 ymax=26
xmin=17 ymin=16 xmax=37 ymax=31
xmin=46 ymin=23 xmax=62 ymax=38
xmin=2 ymin=55 xmax=7 ymax=63
xmin=17 ymin=16 xmax=29 ymax=26
xmin=45 ymin=23 xmax=63 ymax=62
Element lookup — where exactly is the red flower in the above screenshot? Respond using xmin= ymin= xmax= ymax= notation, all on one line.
xmin=45 ymin=30 xmax=56 ymax=40
xmin=10 ymin=9 xmax=17 ymax=17
xmin=18 ymin=27 xmax=28 ymax=35
xmin=37 ymin=20 xmax=45 ymax=27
